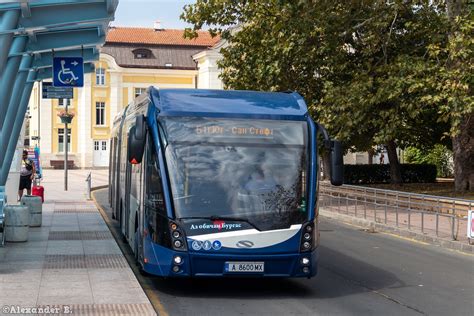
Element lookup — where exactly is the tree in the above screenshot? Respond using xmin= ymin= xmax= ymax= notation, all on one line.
xmin=181 ymin=0 xmax=467 ymax=186
xmin=443 ymin=0 xmax=473 ymax=191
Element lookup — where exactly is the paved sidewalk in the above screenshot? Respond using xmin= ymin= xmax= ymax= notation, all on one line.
xmin=0 ymin=170 xmax=156 ymax=315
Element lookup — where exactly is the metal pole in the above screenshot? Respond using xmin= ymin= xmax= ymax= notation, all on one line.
xmin=0 ymin=10 xmax=20 ymax=73
xmin=408 ymin=195 xmax=411 ymax=230
xmin=395 ymin=192 xmax=399 ymax=227
xmin=0 ymin=36 xmax=28 ymax=130
xmin=64 ymin=102 xmax=68 ymax=191
xmin=0 ymin=54 xmax=33 ymax=164
xmin=86 ymin=172 xmax=91 ymax=200
xmin=38 ymin=81 xmax=41 ymax=146
xmin=0 ymin=70 xmax=37 ymax=185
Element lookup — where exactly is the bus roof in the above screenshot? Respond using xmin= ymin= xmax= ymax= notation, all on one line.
xmin=150 ymin=87 xmax=308 ymax=120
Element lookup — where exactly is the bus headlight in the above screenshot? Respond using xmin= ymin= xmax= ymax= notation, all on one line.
xmin=174 ymin=256 xmax=183 ymax=265
xmin=300 ymin=221 xmax=317 ymax=252
xmin=301 ymin=257 xmax=310 ymax=266
xmin=169 ymin=221 xmax=187 ymax=252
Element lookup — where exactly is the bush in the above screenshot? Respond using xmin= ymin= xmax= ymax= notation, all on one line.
xmin=404 ymin=145 xmax=453 ymax=178
xmin=343 ymin=164 xmax=437 ymax=184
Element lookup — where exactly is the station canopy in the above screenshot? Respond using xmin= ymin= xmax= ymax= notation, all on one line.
xmin=0 ymin=0 xmax=119 ymax=191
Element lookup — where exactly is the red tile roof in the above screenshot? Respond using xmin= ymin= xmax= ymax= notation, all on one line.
xmin=106 ymin=27 xmax=220 ymax=47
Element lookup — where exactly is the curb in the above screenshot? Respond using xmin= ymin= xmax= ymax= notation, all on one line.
xmin=90 ymin=189 xmax=166 ymax=316
xmin=320 ymin=208 xmax=474 ymax=254
xmin=91 ymin=184 xmax=108 ymax=191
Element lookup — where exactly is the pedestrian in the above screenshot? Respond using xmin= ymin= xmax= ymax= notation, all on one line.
xmin=18 ymin=150 xmax=36 ymax=201
xmin=379 ymin=153 xmax=385 ymax=164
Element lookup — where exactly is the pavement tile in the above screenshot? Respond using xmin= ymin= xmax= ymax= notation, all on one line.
xmin=88 ymin=269 xmax=137 ymax=283
xmin=41 ymin=272 xmax=88 ymax=283
xmin=0 ymin=170 xmax=153 ymax=311
xmin=0 ymin=268 xmax=43 ymax=283
xmin=46 ymin=240 xmax=84 ymax=255
xmin=41 ymin=268 xmax=88 ymax=276
xmin=82 ymin=240 xmax=122 ymax=255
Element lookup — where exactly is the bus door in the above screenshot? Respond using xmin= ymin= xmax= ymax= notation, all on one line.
xmin=124 ymin=140 xmax=132 ymax=240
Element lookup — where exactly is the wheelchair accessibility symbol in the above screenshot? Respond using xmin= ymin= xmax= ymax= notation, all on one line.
xmin=53 ymin=57 xmax=84 ymax=87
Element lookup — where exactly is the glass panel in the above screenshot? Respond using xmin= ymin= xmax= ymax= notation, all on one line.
xmin=161 ymin=117 xmax=308 ymax=231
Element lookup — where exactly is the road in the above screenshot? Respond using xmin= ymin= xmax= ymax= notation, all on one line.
xmin=94 ymin=189 xmax=474 ymax=316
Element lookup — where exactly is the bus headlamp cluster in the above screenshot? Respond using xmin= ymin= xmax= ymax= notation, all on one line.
xmin=169 ymin=221 xmax=187 ymax=252
xmin=300 ymin=221 xmax=316 ymax=252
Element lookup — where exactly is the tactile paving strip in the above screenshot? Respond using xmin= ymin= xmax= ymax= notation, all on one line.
xmin=44 ymin=255 xmax=128 ymax=269
xmin=34 ymin=304 xmax=156 ymax=315
xmin=54 ymin=209 xmax=98 ymax=213
xmin=48 ymin=231 xmax=113 ymax=240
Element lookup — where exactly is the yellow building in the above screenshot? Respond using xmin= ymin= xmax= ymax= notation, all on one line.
xmin=29 ymin=26 xmax=220 ymax=168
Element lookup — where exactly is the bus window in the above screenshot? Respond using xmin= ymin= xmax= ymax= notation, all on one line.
xmin=144 ymin=139 xmax=167 ymax=243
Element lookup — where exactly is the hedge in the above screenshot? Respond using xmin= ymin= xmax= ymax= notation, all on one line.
xmin=343 ymin=164 xmax=437 ymax=184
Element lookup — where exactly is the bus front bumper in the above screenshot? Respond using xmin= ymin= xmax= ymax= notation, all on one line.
xmin=143 ymin=244 xmax=318 ymax=278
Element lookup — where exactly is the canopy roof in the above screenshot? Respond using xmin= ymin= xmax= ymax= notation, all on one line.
xmin=0 ymin=0 xmax=118 ymax=188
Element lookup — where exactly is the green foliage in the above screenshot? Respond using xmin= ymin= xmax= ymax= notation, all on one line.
xmin=404 ymin=145 xmax=453 ymax=178
xmin=343 ymin=164 xmax=437 ymax=184
xmin=181 ymin=0 xmax=472 ymax=183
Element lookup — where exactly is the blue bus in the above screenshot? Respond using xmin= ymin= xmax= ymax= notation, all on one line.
xmin=109 ymin=87 xmax=343 ymax=278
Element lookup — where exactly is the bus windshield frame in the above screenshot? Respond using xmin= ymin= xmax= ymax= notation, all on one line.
xmin=158 ymin=116 xmax=310 ymax=231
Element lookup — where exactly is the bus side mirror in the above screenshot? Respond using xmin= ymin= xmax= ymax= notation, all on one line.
xmin=330 ymin=140 xmax=343 ymax=186
xmin=128 ymin=115 xmax=147 ymax=164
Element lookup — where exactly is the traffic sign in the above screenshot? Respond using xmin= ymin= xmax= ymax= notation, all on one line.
xmin=53 ymin=57 xmax=84 ymax=87
xmin=42 ymin=82 xmax=74 ymax=99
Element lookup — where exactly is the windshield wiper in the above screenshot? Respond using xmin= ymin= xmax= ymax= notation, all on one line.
xmin=178 ymin=215 xmax=261 ymax=231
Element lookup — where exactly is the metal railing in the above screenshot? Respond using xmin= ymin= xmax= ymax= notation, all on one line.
xmin=319 ymin=182 xmax=473 ymax=241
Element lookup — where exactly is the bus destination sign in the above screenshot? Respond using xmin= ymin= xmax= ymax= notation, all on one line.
xmin=196 ymin=125 xmax=274 ymax=138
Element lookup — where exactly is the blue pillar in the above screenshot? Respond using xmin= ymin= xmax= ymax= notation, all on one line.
xmin=0 ymin=10 xmax=20 ymax=73
xmin=0 ymin=35 xmax=28 ymax=130
xmin=0 ymin=54 xmax=33 ymax=167
xmin=0 ymin=70 xmax=37 ymax=186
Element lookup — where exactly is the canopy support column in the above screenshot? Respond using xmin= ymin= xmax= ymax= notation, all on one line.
xmin=0 ymin=69 xmax=37 ymax=186
xmin=0 ymin=10 xmax=20 ymax=72
xmin=0 ymin=54 xmax=33 ymax=167
xmin=0 ymin=36 xmax=28 ymax=129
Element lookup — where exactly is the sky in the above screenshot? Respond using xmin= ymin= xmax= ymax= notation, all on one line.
xmin=113 ymin=0 xmax=197 ymax=29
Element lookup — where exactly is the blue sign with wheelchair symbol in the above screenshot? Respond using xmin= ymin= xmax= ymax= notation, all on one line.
xmin=53 ymin=57 xmax=84 ymax=87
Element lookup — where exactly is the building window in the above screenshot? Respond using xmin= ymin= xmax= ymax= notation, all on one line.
xmin=133 ymin=48 xmax=152 ymax=59
xmin=135 ymin=88 xmax=147 ymax=98
xmin=95 ymin=102 xmax=105 ymax=126
xmin=58 ymin=99 xmax=71 ymax=107
xmin=58 ymin=128 xmax=71 ymax=153
xmin=96 ymin=67 xmax=106 ymax=85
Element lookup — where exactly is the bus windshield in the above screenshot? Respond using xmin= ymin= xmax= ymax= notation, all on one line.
xmin=160 ymin=117 xmax=309 ymax=231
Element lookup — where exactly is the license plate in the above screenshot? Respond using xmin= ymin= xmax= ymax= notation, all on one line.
xmin=225 ymin=262 xmax=264 ymax=273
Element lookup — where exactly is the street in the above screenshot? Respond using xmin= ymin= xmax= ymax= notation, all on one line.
xmin=94 ymin=189 xmax=474 ymax=316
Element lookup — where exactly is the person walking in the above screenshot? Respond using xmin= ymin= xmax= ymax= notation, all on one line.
xmin=18 ymin=150 xmax=36 ymax=200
